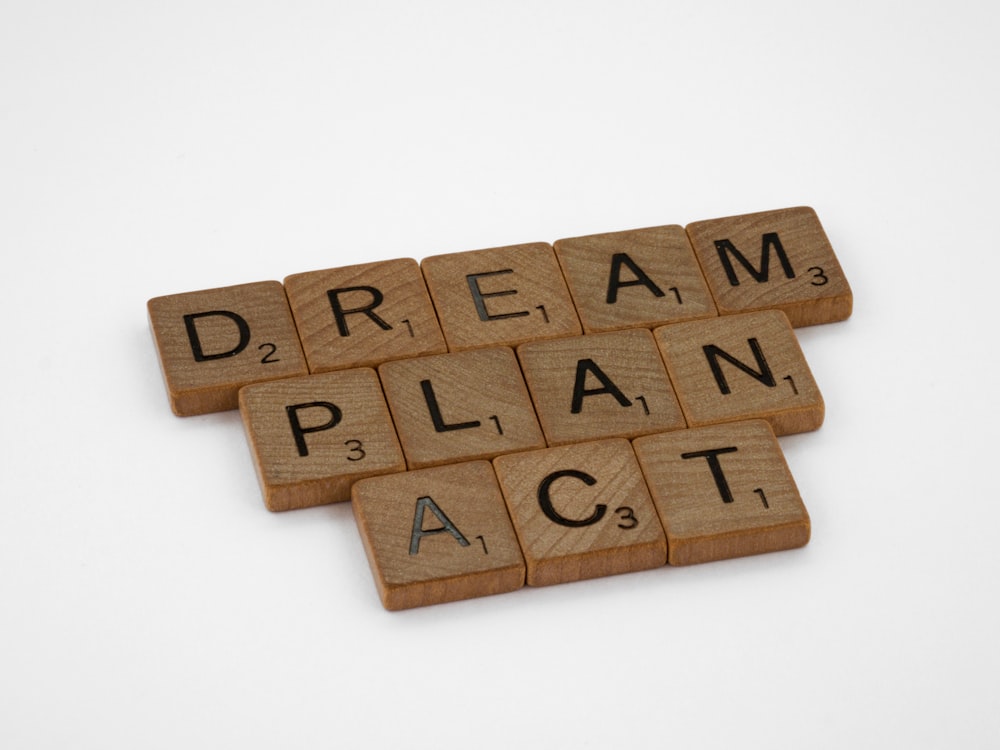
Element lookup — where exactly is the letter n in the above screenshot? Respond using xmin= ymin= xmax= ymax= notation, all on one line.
xmin=702 ymin=338 xmax=776 ymax=395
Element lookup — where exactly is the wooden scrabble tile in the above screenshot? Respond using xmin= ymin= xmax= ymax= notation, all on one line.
xmin=352 ymin=461 xmax=526 ymax=610
xmin=283 ymin=258 xmax=447 ymax=374
xmin=148 ymin=281 xmax=309 ymax=416
xmin=653 ymin=310 xmax=823 ymax=436
xmin=420 ymin=242 xmax=582 ymax=351
xmin=685 ymin=206 xmax=852 ymax=327
xmin=378 ymin=347 xmax=546 ymax=469
xmin=632 ymin=420 xmax=810 ymax=565
xmin=239 ymin=368 xmax=405 ymax=511
xmin=492 ymin=439 xmax=667 ymax=587
xmin=517 ymin=328 xmax=686 ymax=446
xmin=553 ymin=224 xmax=718 ymax=333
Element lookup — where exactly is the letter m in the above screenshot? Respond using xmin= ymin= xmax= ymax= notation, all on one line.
xmin=714 ymin=232 xmax=796 ymax=286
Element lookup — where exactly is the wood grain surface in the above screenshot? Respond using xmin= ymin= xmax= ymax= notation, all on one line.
xmin=554 ymin=224 xmax=718 ymax=332
xmin=685 ymin=206 xmax=852 ymax=327
xmin=148 ymin=281 xmax=308 ymax=416
xmin=239 ymin=368 xmax=405 ymax=511
xmin=352 ymin=461 xmax=526 ymax=610
xmin=632 ymin=420 xmax=810 ymax=565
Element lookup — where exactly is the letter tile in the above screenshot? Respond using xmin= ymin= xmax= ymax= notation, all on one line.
xmin=632 ymin=420 xmax=810 ymax=565
xmin=493 ymin=439 xmax=666 ymax=586
xmin=284 ymin=258 xmax=446 ymax=373
xmin=685 ymin=206 xmax=852 ymax=326
xmin=239 ymin=368 xmax=405 ymax=511
xmin=378 ymin=347 xmax=546 ymax=469
xmin=148 ymin=281 xmax=309 ymax=416
xmin=420 ymin=242 xmax=582 ymax=351
xmin=352 ymin=461 xmax=526 ymax=610
xmin=654 ymin=310 xmax=824 ymax=435
xmin=517 ymin=328 xmax=686 ymax=446
xmin=554 ymin=224 xmax=717 ymax=332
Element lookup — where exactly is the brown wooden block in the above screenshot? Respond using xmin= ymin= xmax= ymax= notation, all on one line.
xmin=283 ymin=258 xmax=447 ymax=374
xmin=239 ymin=368 xmax=405 ymax=511
xmin=553 ymin=224 xmax=718 ymax=333
xmin=378 ymin=347 xmax=546 ymax=469
xmin=517 ymin=328 xmax=686 ymax=446
xmin=685 ymin=206 xmax=852 ymax=327
xmin=632 ymin=420 xmax=810 ymax=565
xmin=352 ymin=461 xmax=526 ymax=610
xmin=654 ymin=310 xmax=823 ymax=436
xmin=492 ymin=439 xmax=667 ymax=587
xmin=148 ymin=281 xmax=309 ymax=416
xmin=420 ymin=242 xmax=582 ymax=351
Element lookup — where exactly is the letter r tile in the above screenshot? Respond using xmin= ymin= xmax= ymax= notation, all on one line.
xmin=420 ymin=242 xmax=582 ymax=351
xmin=654 ymin=310 xmax=824 ymax=436
xmin=147 ymin=281 xmax=309 ymax=416
xmin=493 ymin=439 xmax=667 ymax=587
xmin=239 ymin=368 xmax=405 ymax=511
xmin=352 ymin=461 xmax=526 ymax=610
xmin=632 ymin=420 xmax=810 ymax=565
xmin=283 ymin=258 xmax=447 ymax=374
xmin=685 ymin=206 xmax=853 ymax=327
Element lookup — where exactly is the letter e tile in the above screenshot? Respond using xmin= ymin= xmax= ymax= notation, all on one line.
xmin=421 ymin=242 xmax=582 ymax=351
xmin=352 ymin=461 xmax=526 ymax=610
xmin=632 ymin=420 xmax=810 ymax=565
xmin=493 ymin=439 xmax=667 ymax=587
xmin=148 ymin=281 xmax=309 ymax=416
xmin=239 ymin=368 xmax=405 ymax=511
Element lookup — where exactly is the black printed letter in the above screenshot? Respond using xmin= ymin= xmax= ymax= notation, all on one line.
xmin=714 ymin=233 xmax=796 ymax=286
xmin=702 ymin=338 xmax=776 ymax=395
xmin=606 ymin=252 xmax=665 ymax=304
xmin=420 ymin=380 xmax=482 ymax=432
xmin=466 ymin=269 xmax=530 ymax=321
xmin=681 ymin=447 xmax=739 ymax=503
xmin=537 ymin=469 xmax=606 ymax=527
xmin=570 ymin=359 xmax=632 ymax=414
xmin=327 ymin=286 xmax=393 ymax=337
xmin=409 ymin=496 xmax=470 ymax=554
xmin=286 ymin=401 xmax=343 ymax=457
xmin=183 ymin=310 xmax=250 ymax=361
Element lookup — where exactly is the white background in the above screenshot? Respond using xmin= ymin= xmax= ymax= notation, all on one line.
xmin=3 ymin=1 xmax=998 ymax=747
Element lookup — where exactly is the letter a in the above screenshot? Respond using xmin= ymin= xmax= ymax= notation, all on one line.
xmin=409 ymin=496 xmax=470 ymax=555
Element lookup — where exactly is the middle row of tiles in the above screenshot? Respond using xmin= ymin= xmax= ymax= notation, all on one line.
xmin=239 ymin=310 xmax=824 ymax=512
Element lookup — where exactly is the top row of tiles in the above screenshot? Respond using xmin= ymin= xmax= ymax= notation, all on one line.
xmin=148 ymin=207 xmax=852 ymax=416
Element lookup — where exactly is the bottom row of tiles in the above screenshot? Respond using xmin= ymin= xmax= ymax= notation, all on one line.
xmin=352 ymin=419 xmax=809 ymax=610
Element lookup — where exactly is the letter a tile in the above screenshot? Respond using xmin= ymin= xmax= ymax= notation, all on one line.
xmin=654 ymin=310 xmax=824 ymax=436
xmin=685 ymin=206 xmax=852 ymax=327
xmin=421 ymin=242 xmax=582 ymax=351
xmin=283 ymin=258 xmax=447 ymax=374
xmin=554 ymin=225 xmax=717 ymax=333
xmin=148 ymin=281 xmax=309 ymax=416
xmin=632 ymin=420 xmax=810 ymax=565
xmin=493 ymin=439 xmax=667 ymax=587
xmin=352 ymin=461 xmax=526 ymax=610
xmin=517 ymin=328 xmax=686 ymax=446
xmin=239 ymin=368 xmax=405 ymax=511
